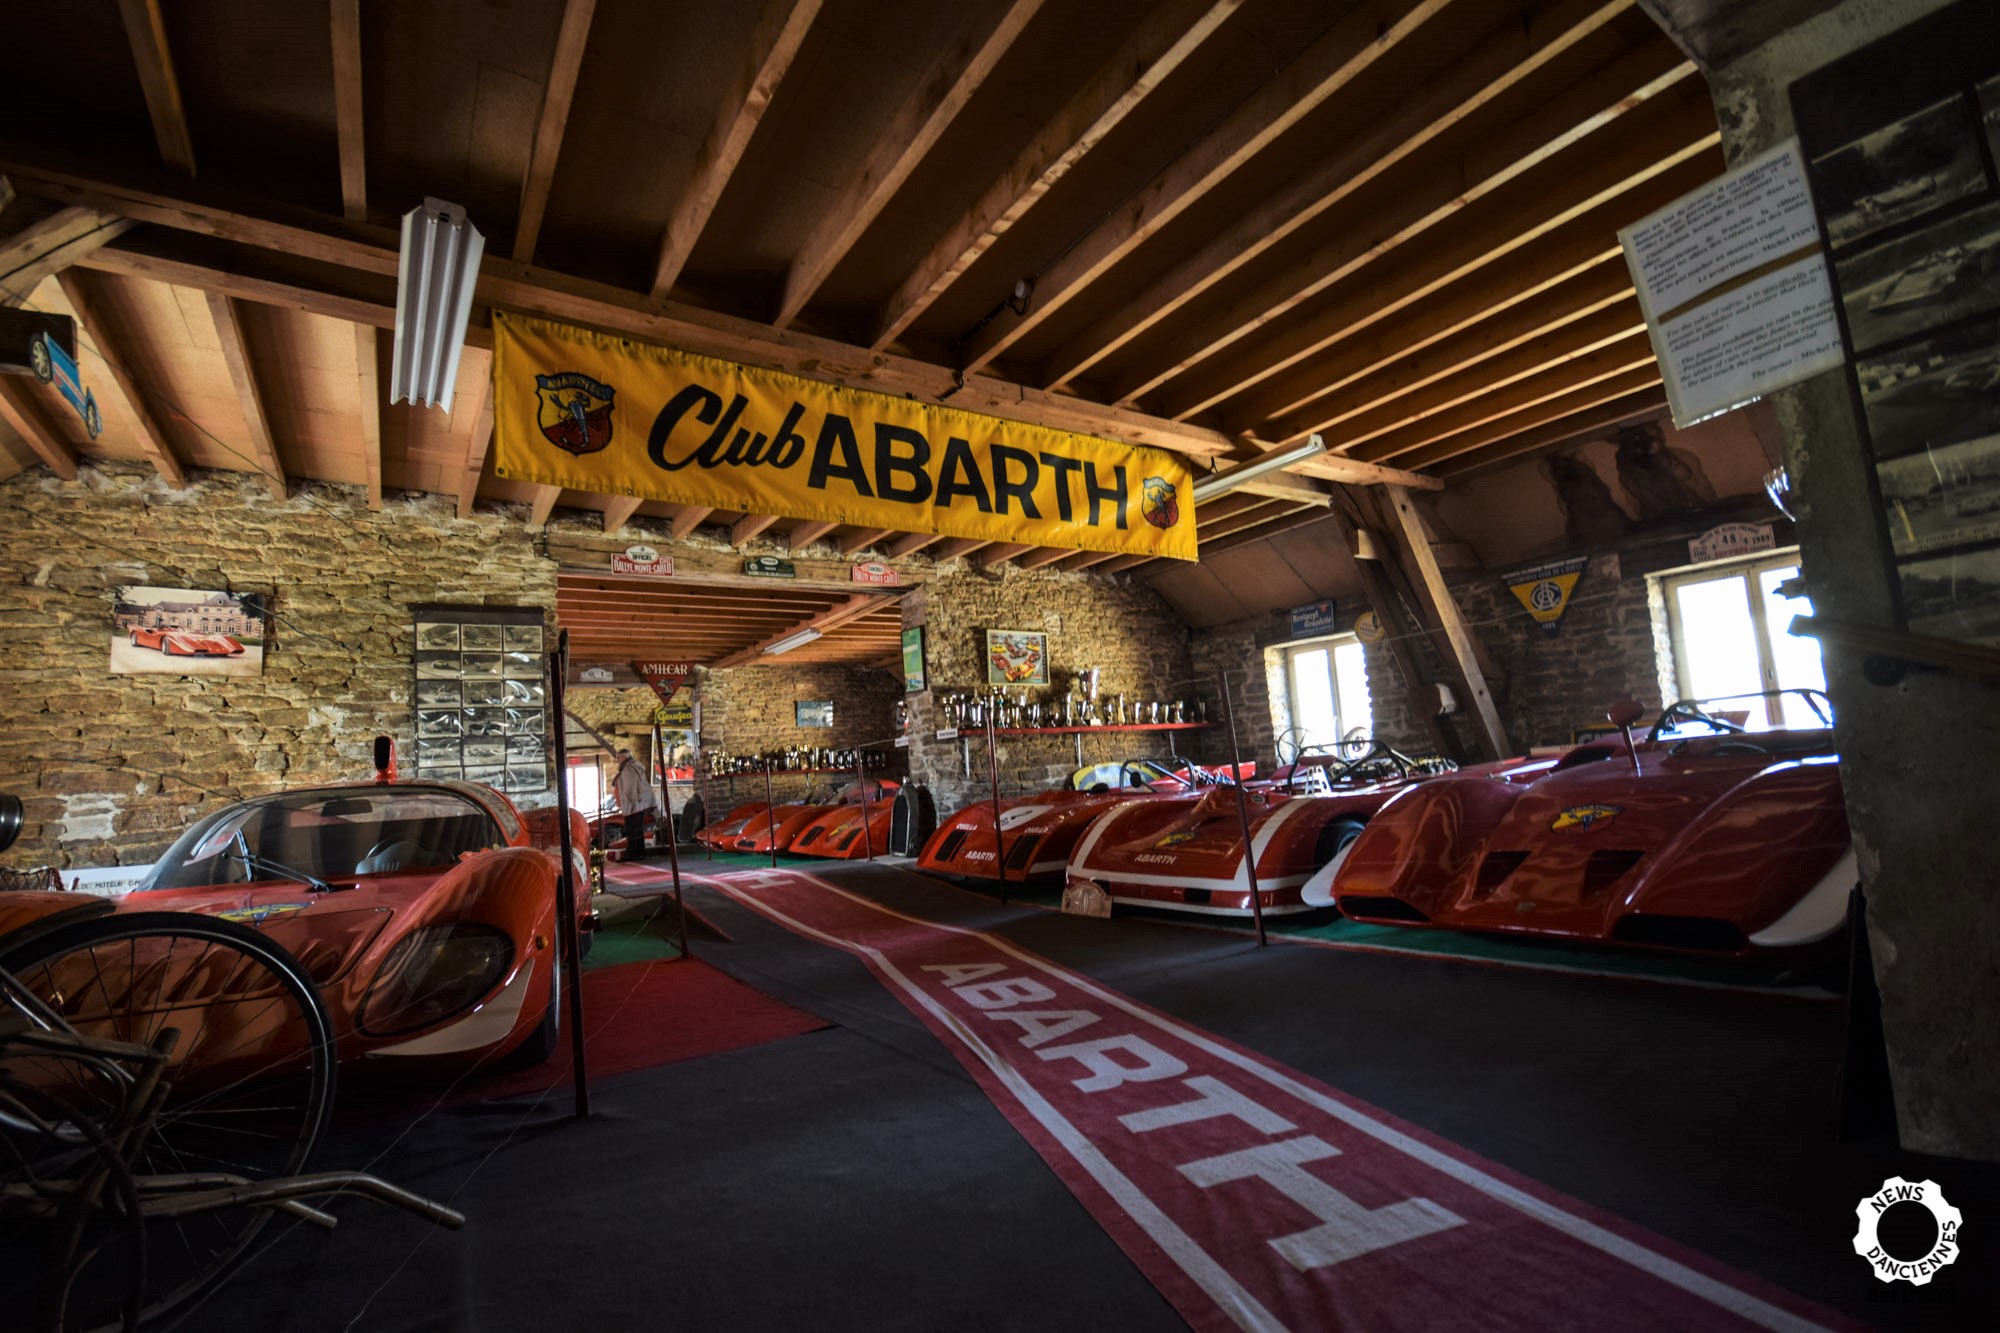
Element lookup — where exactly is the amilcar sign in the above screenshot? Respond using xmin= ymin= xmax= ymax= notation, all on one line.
xmin=490 ymin=313 xmax=1196 ymax=561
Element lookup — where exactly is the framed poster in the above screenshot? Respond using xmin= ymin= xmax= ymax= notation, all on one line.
xmin=111 ymin=586 xmax=266 ymax=676
xmin=1792 ymin=4 xmax=2000 ymax=645
xmin=985 ymin=629 xmax=1048 ymax=685
xmin=411 ymin=607 xmax=549 ymax=793
xmin=796 ymin=700 xmax=833 ymax=727
xmin=901 ymin=626 xmax=926 ymax=693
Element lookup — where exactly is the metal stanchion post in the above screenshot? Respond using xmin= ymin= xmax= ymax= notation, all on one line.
xmin=547 ymin=630 xmax=591 ymax=1115
xmin=986 ymin=713 xmax=1007 ymax=905
xmin=1220 ymin=672 xmax=1268 ymax=948
xmin=855 ymin=747 xmax=875 ymax=861
xmin=762 ymin=758 xmax=779 ymax=870
xmin=653 ymin=716 xmax=690 ymax=959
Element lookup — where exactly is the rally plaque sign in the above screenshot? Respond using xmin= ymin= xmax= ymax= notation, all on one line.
xmin=491 ymin=314 xmax=1196 ymax=561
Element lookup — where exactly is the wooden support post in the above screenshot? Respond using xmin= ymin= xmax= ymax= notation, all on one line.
xmin=1381 ymin=484 xmax=1509 ymax=760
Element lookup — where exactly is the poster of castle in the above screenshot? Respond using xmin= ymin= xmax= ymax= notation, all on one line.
xmin=110 ymin=586 xmax=265 ymax=677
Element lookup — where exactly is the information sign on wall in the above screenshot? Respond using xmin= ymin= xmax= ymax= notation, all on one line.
xmin=1289 ymin=599 xmax=1337 ymax=638
xmin=1501 ymin=558 xmax=1589 ymax=636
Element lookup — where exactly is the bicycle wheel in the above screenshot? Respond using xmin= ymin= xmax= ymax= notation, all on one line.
xmin=0 ymin=911 xmax=337 ymax=1331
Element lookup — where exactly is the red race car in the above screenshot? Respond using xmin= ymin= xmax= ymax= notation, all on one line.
xmin=1063 ymin=745 xmax=1464 ymax=917
xmin=1331 ymin=692 xmax=1853 ymax=958
xmin=788 ymin=780 xmax=901 ymax=860
xmin=131 ymin=627 xmax=245 ymax=656
xmin=112 ymin=778 xmax=594 ymax=1068
xmin=696 ymin=797 xmax=838 ymax=854
xmin=919 ymin=759 xmax=1201 ymax=884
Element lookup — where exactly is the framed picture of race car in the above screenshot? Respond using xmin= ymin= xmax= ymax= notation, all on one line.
xmin=985 ymin=629 xmax=1049 ymax=685
xmin=111 ymin=585 xmax=265 ymax=677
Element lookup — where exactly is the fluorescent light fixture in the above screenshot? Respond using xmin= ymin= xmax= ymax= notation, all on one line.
xmin=1190 ymin=433 xmax=1329 ymax=505
xmin=391 ymin=198 xmax=486 ymax=412
xmin=763 ymin=628 xmax=824 ymax=656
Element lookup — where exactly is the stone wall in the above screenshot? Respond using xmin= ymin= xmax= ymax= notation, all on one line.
xmin=901 ymin=566 xmax=1196 ymax=811
xmin=0 ymin=462 xmax=561 ymax=868
xmin=691 ymin=661 xmax=902 ymax=812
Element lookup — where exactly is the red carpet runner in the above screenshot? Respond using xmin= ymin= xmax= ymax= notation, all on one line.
xmin=700 ymin=869 xmax=1851 ymax=1333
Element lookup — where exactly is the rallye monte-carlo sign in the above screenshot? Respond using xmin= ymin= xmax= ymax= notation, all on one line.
xmin=490 ymin=313 xmax=1197 ymax=561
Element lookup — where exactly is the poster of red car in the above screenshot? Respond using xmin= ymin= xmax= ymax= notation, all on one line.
xmin=111 ymin=585 xmax=265 ymax=676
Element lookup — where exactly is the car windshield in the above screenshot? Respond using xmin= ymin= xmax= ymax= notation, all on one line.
xmin=143 ymin=787 xmax=506 ymax=889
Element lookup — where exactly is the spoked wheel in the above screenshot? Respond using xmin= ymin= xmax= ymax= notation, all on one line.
xmin=0 ymin=912 xmax=336 ymax=1331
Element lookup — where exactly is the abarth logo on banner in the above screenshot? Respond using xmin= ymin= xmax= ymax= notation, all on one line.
xmin=491 ymin=314 xmax=1197 ymax=561
xmin=1502 ymin=557 xmax=1588 ymax=635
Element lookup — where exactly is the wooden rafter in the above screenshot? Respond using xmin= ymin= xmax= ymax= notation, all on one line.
xmin=203 ymin=294 xmax=286 ymax=498
xmin=527 ymin=484 xmax=563 ymax=529
xmin=117 ymin=0 xmax=196 ymax=175
xmin=455 ymin=371 xmax=495 ymax=518
xmin=774 ymin=0 xmax=1044 ymax=328
xmin=839 ymin=528 xmax=896 ymax=555
xmin=932 ymin=537 xmax=991 ymax=560
xmin=1041 ymin=0 xmax=1628 ymax=389
xmin=1434 ymin=388 xmax=1668 ymax=477
xmin=512 ymin=0 xmax=598 ymax=264
xmin=353 ymin=325 xmax=383 ymax=509
xmin=731 ymin=512 xmax=780 ymax=546
xmin=1391 ymin=365 xmax=1666 ymax=470
xmin=0 ymin=208 xmax=132 ymax=306
xmin=886 ymin=532 xmax=942 ymax=558
xmin=1117 ymin=47 xmax=1699 ymax=408
xmin=958 ymin=0 xmax=1450 ymax=375
xmin=0 ymin=379 xmax=78 ymax=480
xmin=787 ymin=518 xmax=839 ymax=549
xmin=1382 ymin=484 xmax=1508 ymax=758
xmin=711 ymin=592 xmax=904 ymax=668
xmin=870 ymin=0 xmax=1242 ymax=348
xmin=1059 ymin=550 xmax=1118 ymax=572
xmin=1151 ymin=102 xmax=1717 ymax=419
xmin=1197 ymin=505 xmax=1335 ymax=556
xmin=669 ymin=505 xmax=714 ymax=540
xmin=601 ymin=496 xmax=645 ymax=532
xmin=52 ymin=270 xmax=186 ymax=487
xmin=651 ymin=0 xmax=821 ymax=298
xmin=976 ymin=542 xmax=1035 ymax=569
xmin=330 ymin=0 xmax=367 ymax=221
xmin=1013 ymin=546 xmax=1075 ymax=571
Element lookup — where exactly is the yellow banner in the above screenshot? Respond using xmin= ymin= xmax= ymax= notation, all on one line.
xmin=491 ymin=314 xmax=1196 ymax=561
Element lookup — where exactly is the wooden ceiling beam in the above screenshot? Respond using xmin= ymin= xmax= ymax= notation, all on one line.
xmin=1118 ymin=46 xmax=1699 ymax=408
xmin=51 ymin=270 xmax=185 ymax=487
xmin=931 ymin=537 xmax=991 ymax=560
xmin=1041 ymin=0 xmax=1628 ymax=388
xmin=353 ymin=325 xmax=383 ymax=509
xmin=839 ymin=528 xmax=896 ymax=555
xmin=21 ymin=163 xmax=1238 ymax=460
xmin=455 ymin=370 xmax=495 ymax=518
xmin=1199 ymin=500 xmax=1310 ymax=544
xmin=1352 ymin=335 xmax=1657 ymax=463
xmin=669 ymin=505 xmax=714 ymax=540
xmin=774 ymin=0 xmax=1042 ymax=328
xmin=512 ymin=0 xmax=598 ymax=264
xmin=731 ymin=512 xmax=781 ymax=546
xmin=711 ymin=592 xmax=905 ymax=668
xmin=203 ymin=293 xmax=286 ymax=498
xmin=601 ymin=495 xmax=645 ymax=532
xmin=0 ymin=207 xmax=132 ymax=305
xmin=1388 ymin=365 xmax=1666 ymax=470
xmin=1091 ymin=553 xmax=1155 ymax=574
xmin=527 ymin=484 xmax=563 ymax=528
xmin=886 ymin=531 xmax=943 ymax=558
xmin=0 ymin=379 xmax=78 ymax=480
xmin=1251 ymin=246 xmax=1631 ymax=436
xmin=1153 ymin=107 xmax=1717 ymax=420
xmin=975 ymin=542 xmax=1035 ymax=570
xmin=1196 ymin=505 xmax=1335 ymax=556
xmin=1059 ymin=550 xmax=1119 ymax=572
xmin=787 ymin=517 xmax=839 ymax=549
xmin=870 ymin=0 xmax=1242 ymax=348
xmin=116 ymin=0 xmax=196 ymax=176
xmin=1013 ymin=546 xmax=1075 ymax=571
xmin=1435 ymin=388 xmax=1668 ymax=476
xmin=558 ymin=584 xmax=843 ymax=610
xmin=1321 ymin=302 xmax=1645 ymax=453
xmin=330 ymin=0 xmax=367 ymax=222
xmin=958 ymin=0 xmax=1449 ymax=375
xmin=651 ymin=0 xmax=821 ymax=297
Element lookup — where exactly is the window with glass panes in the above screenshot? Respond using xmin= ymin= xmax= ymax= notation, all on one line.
xmin=1282 ymin=635 xmax=1373 ymax=751
xmin=1662 ymin=552 xmax=1827 ymax=729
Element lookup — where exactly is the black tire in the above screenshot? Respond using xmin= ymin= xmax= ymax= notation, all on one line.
xmin=0 ymin=911 xmax=337 ymax=1331
xmin=29 ymin=339 xmax=51 ymax=382
xmin=1314 ymin=817 xmax=1368 ymax=871
xmin=503 ymin=946 xmax=562 ymax=1069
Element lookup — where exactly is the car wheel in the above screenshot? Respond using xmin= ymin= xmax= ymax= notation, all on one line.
xmin=503 ymin=947 xmax=563 ymax=1070
xmin=29 ymin=339 xmax=51 ymax=382
xmin=83 ymin=398 xmax=102 ymax=439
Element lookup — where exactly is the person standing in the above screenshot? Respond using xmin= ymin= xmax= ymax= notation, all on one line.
xmin=613 ymin=747 xmax=659 ymax=857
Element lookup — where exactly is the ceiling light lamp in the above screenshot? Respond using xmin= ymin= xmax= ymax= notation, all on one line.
xmin=1190 ymin=433 xmax=1330 ymax=505
xmin=762 ymin=628 xmax=824 ymax=656
xmin=391 ymin=198 xmax=486 ymax=411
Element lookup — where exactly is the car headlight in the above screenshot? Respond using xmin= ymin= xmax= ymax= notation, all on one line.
xmin=358 ymin=924 xmax=514 ymax=1036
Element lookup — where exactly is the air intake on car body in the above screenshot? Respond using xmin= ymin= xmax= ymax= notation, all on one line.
xmin=1582 ymin=849 xmax=1645 ymax=896
xmin=1005 ymin=834 xmax=1041 ymax=871
xmin=935 ymin=828 xmax=968 ymax=861
xmin=1474 ymin=851 xmax=1530 ymax=894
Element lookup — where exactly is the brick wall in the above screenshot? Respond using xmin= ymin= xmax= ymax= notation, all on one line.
xmin=0 ymin=462 xmax=561 ymax=868
xmin=900 ymin=566 xmax=1196 ymax=811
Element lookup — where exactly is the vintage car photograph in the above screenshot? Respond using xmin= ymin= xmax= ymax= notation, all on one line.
xmin=1330 ymin=694 xmax=1852 ymax=959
